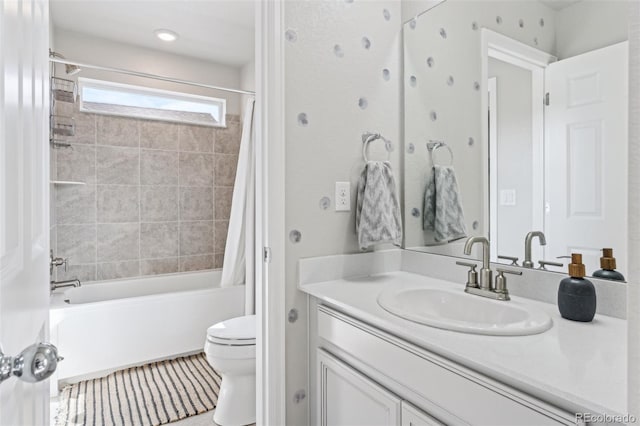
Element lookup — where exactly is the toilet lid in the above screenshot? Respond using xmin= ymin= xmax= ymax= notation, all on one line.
xmin=207 ymin=315 xmax=256 ymax=345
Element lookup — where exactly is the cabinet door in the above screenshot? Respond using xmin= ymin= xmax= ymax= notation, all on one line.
xmin=318 ymin=350 xmax=401 ymax=426
xmin=401 ymin=402 xmax=445 ymax=426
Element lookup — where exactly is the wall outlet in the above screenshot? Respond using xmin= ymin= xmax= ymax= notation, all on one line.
xmin=500 ymin=189 xmax=517 ymax=206
xmin=335 ymin=182 xmax=351 ymax=211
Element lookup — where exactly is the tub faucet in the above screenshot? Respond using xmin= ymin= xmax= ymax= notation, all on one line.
xmin=50 ymin=279 xmax=81 ymax=292
xmin=523 ymin=231 xmax=547 ymax=268
xmin=463 ymin=236 xmax=492 ymax=290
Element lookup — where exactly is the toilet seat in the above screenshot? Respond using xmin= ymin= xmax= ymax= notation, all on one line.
xmin=206 ymin=315 xmax=256 ymax=346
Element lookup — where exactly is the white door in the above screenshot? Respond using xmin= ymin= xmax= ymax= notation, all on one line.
xmin=1 ymin=0 xmax=54 ymax=425
xmin=545 ymin=42 xmax=628 ymax=276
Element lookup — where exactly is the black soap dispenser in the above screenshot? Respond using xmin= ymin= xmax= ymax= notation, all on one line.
xmin=592 ymin=248 xmax=625 ymax=281
xmin=558 ymin=253 xmax=596 ymax=322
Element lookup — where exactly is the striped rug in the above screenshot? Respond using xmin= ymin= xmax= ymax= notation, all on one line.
xmin=55 ymin=353 xmax=221 ymax=426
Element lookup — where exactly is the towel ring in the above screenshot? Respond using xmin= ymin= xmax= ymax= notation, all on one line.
xmin=362 ymin=132 xmax=391 ymax=162
xmin=427 ymin=140 xmax=454 ymax=166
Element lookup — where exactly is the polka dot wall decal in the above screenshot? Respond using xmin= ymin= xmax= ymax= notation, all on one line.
xmin=409 ymin=76 xmax=417 ymax=87
xmin=289 ymin=230 xmax=302 ymax=243
xmin=474 ymin=81 xmax=480 ymax=91
xmin=439 ymin=28 xmax=447 ymax=39
xmin=472 ymin=221 xmax=479 ymax=231
xmin=539 ymin=18 xmax=545 ymax=27
xmin=534 ymin=37 xmax=539 ymax=46
xmin=426 ymin=57 xmax=435 ymax=68
xmin=409 ymin=18 xmax=416 ymax=29
xmin=471 ymin=21 xmax=478 ymax=30
xmin=468 ymin=137 xmax=474 ymax=146
xmin=382 ymin=69 xmax=390 ymax=81
xmin=447 ymin=75 xmax=454 ymax=86
xmin=361 ymin=37 xmax=371 ymax=50
xmin=358 ymin=98 xmax=368 ymax=110
xmin=411 ymin=208 xmax=420 ymax=218
xmin=407 ymin=143 xmax=415 ymax=154
xmin=319 ymin=197 xmax=331 ymax=210
xmin=285 ymin=29 xmax=297 ymax=43
xmin=333 ymin=44 xmax=344 ymax=58
xmin=496 ymin=16 xmax=503 ymax=24
xmin=383 ymin=9 xmax=391 ymax=21
xmin=297 ymin=113 xmax=309 ymax=127
xmin=430 ymin=111 xmax=437 ymax=121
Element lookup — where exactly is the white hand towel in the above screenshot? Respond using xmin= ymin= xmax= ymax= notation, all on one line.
xmin=423 ymin=165 xmax=467 ymax=243
xmin=356 ymin=161 xmax=403 ymax=250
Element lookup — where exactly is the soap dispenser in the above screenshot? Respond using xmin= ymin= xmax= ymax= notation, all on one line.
xmin=558 ymin=253 xmax=596 ymax=322
xmin=592 ymin=248 xmax=625 ymax=281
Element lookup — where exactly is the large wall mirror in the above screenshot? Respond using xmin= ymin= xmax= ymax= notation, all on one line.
xmin=403 ymin=0 xmax=630 ymax=279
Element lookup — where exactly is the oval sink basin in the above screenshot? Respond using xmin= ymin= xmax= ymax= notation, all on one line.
xmin=378 ymin=287 xmax=552 ymax=336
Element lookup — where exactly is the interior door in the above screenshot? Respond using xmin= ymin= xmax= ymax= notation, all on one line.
xmin=544 ymin=42 xmax=628 ymax=276
xmin=0 ymin=0 xmax=52 ymax=424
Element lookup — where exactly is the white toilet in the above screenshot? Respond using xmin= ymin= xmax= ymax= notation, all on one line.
xmin=204 ymin=315 xmax=256 ymax=426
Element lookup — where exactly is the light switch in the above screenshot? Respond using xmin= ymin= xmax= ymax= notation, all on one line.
xmin=335 ymin=182 xmax=351 ymax=211
xmin=500 ymin=189 xmax=516 ymax=206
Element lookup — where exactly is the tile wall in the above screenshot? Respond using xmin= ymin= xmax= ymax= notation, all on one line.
xmin=52 ymin=101 xmax=241 ymax=282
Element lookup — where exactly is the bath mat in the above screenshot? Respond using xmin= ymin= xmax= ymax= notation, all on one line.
xmin=55 ymin=353 xmax=221 ymax=426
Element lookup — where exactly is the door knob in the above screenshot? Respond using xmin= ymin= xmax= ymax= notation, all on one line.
xmin=0 ymin=343 xmax=63 ymax=384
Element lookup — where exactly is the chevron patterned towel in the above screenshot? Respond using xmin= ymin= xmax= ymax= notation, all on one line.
xmin=356 ymin=161 xmax=403 ymax=250
xmin=423 ymin=165 xmax=468 ymax=243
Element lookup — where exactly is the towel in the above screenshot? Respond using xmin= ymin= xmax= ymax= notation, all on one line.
xmin=356 ymin=161 xmax=403 ymax=250
xmin=423 ymin=165 xmax=467 ymax=242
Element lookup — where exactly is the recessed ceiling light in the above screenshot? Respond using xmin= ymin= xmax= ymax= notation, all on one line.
xmin=154 ymin=29 xmax=179 ymax=42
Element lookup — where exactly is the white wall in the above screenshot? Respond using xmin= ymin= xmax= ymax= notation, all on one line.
xmin=52 ymin=28 xmax=243 ymax=114
xmin=284 ymin=1 xmax=401 ymax=423
xmin=555 ymin=1 xmax=630 ymax=59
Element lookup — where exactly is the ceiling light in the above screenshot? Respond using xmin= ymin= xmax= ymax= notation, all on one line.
xmin=154 ymin=29 xmax=179 ymax=42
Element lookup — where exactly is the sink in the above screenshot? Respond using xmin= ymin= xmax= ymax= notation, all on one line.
xmin=377 ymin=287 xmax=552 ymax=336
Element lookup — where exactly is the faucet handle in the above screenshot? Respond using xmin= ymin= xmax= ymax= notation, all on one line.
xmin=538 ymin=260 xmax=563 ymax=270
xmin=498 ymin=255 xmax=519 ymax=266
xmin=456 ymin=261 xmax=479 ymax=288
xmin=494 ymin=269 xmax=522 ymax=300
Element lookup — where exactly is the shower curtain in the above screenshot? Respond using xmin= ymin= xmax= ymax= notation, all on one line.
xmin=220 ymin=98 xmax=256 ymax=315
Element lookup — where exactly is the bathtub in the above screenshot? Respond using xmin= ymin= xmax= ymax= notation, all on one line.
xmin=49 ymin=270 xmax=244 ymax=384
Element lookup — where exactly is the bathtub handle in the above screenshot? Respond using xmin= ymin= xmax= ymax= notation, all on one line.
xmin=0 ymin=342 xmax=63 ymax=384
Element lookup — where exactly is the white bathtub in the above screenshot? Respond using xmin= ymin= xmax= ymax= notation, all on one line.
xmin=49 ymin=270 xmax=244 ymax=384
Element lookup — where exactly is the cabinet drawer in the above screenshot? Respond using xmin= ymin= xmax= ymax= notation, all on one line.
xmin=317 ymin=305 xmax=575 ymax=426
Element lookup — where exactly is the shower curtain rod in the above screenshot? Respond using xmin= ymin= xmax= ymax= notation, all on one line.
xmin=49 ymin=57 xmax=256 ymax=96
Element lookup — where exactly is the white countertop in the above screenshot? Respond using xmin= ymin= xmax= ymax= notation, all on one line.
xmin=300 ymin=271 xmax=627 ymax=417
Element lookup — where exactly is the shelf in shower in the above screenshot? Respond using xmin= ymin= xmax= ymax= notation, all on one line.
xmin=50 ymin=180 xmax=86 ymax=186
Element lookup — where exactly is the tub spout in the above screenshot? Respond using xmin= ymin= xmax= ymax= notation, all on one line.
xmin=51 ymin=279 xmax=81 ymax=292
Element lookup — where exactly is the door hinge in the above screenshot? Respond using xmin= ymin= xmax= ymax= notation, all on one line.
xmin=544 ymin=92 xmax=550 ymax=106
xmin=263 ymin=247 xmax=272 ymax=263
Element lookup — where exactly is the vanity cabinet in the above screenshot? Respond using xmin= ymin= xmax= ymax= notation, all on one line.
xmin=312 ymin=302 xmax=577 ymax=426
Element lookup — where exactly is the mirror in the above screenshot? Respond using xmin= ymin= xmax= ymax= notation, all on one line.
xmin=403 ymin=0 xmax=630 ymax=279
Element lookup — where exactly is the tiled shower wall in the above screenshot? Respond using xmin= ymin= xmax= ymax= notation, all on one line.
xmin=52 ymin=102 xmax=241 ymax=282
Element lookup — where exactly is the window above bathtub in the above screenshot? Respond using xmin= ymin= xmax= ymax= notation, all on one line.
xmin=78 ymin=78 xmax=226 ymax=127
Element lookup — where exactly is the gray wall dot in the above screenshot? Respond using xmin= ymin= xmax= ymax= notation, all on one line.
xmin=519 ymin=18 xmax=524 ymax=28
xmin=409 ymin=18 xmax=416 ymax=29
xmin=385 ymin=140 xmax=394 ymax=152
xmin=472 ymin=221 xmax=479 ymax=230
xmin=534 ymin=37 xmax=539 ymax=46
xmin=496 ymin=16 xmax=502 ymax=24
xmin=358 ymin=98 xmax=368 ymax=109
xmin=474 ymin=81 xmax=480 ymax=91
xmin=319 ymin=196 xmax=331 ymax=210
xmin=468 ymin=137 xmax=475 ymax=146
xmin=409 ymin=75 xmax=417 ymax=87
xmin=382 ymin=69 xmax=390 ymax=81
xmin=289 ymin=230 xmax=302 ymax=243
xmin=297 ymin=113 xmax=309 ymax=126
xmin=383 ymin=9 xmax=391 ymax=21
xmin=471 ymin=21 xmax=478 ymax=30
xmin=430 ymin=110 xmax=437 ymax=121
xmin=439 ymin=28 xmax=447 ymax=39
xmin=288 ymin=308 xmax=299 ymax=323
xmin=447 ymin=75 xmax=454 ymax=86
xmin=361 ymin=37 xmax=371 ymax=49
xmin=426 ymin=57 xmax=435 ymax=68
xmin=333 ymin=44 xmax=344 ymax=58
xmin=285 ymin=29 xmax=297 ymax=43
xmin=293 ymin=389 xmax=306 ymax=404
xmin=407 ymin=143 xmax=415 ymax=154
xmin=539 ymin=18 xmax=545 ymax=27
xmin=411 ymin=208 xmax=420 ymax=218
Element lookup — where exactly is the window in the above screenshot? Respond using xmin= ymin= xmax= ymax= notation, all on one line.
xmin=78 ymin=78 xmax=226 ymax=127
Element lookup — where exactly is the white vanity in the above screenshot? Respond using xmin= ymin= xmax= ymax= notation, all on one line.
xmin=299 ymin=251 xmax=627 ymax=426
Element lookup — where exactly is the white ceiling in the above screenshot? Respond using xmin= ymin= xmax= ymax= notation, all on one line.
xmin=51 ymin=0 xmax=255 ymax=67
xmin=538 ymin=0 xmax=582 ymax=11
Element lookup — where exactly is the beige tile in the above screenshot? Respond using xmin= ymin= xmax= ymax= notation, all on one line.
xmin=56 ymin=144 xmax=96 ymax=184
xmin=226 ymin=114 xmax=241 ymax=123
xmin=180 ymin=254 xmax=215 ymax=272
xmin=214 ymin=121 xmax=241 ymax=155
xmin=96 ymin=146 xmax=139 ymax=185
xmin=214 ymin=186 xmax=233 ymax=220
xmin=62 ymin=112 xmax=96 ymax=145
xmin=58 ymin=264 xmax=97 ymax=282
xmin=215 ymin=154 xmax=237 ymax=187
xmin=140 ymin=222 xmax=179 ymax=259
xmin=140 ymin=186 xmax=179 ymax=222
xmin=140 ymin=120 xmax=179 ymax=150
xmin=179 ymin=125 xmax=214 ymax=153
xmin=57 ymin=224 xmax=96 ymax=264
xmin=214 ymin=253 xmax=224 ymax=269
xmin=179 ymin=152 xmax=214 ymax=187
xmin=56 ymin=184 xmax=96 ymax=224
xmin=141 ymin=149 xmax=179 ymax=185
xmin=180 ymin=221 xmax=213 ymax=256
xmin=141 ymin=258 xmax=179 ymax=276
xmin=97 ymin=261 xmax=140 ymax=280
xmin=97 ymin=185 xmax=139 ymax=223
xmin=97 ymin=115 xmax=139 ymax=147
xmin=181 ymin=187 xmax=214 ymax=221
xmin=97 ymin=223 xmax=139 ymax=262
xmin=214 ymin=220 xmax=228 ymax=253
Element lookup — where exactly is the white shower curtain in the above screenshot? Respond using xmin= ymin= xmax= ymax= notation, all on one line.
xmin=220 ymin=98 xmax=256 ymax=315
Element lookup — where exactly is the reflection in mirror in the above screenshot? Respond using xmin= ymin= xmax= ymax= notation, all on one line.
xmin=403 ymin=0 xmax=630 ymax=279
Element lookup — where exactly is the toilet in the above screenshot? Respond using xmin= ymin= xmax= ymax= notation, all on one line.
xmin=204 ymin=315 xmax=256 ymax=426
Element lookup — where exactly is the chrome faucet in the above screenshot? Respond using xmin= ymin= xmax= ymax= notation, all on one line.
xmin=463 ymin=236 xmax=492 ymax=290
xmin=50 ymin=279 xmax=81 ymax=292
xmin=523 ymin=231 xmax=546 ymax=268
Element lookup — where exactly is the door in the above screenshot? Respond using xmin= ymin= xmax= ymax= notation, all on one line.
xmin=0 ymin=0 xmax=52 ymax=424
xmin=318 ymin=350 xmax=401 ymax=426
xmin=545 ymin=42 xmax=628 ymax=275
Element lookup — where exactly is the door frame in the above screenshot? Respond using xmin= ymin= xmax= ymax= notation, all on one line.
xmin=481 ymin=29 xmax=556 ymax=261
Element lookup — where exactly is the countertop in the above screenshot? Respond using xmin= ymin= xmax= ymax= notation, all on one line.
xmin=300 ymin=271 xmax=627 ymax=417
